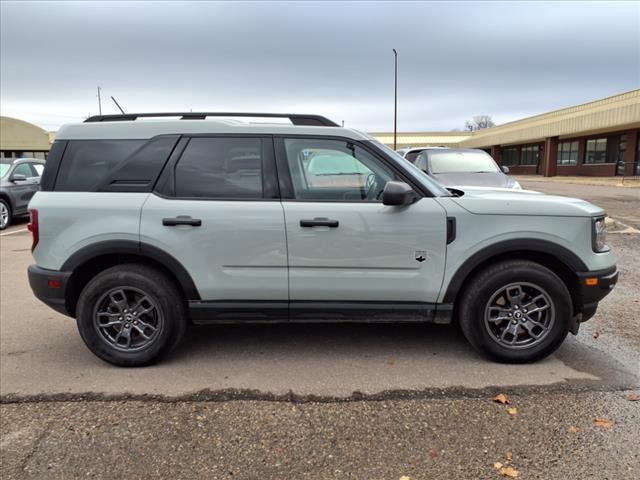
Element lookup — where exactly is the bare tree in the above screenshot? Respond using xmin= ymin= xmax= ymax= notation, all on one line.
xmin=464 ymin=115 xmax=495 ymax=132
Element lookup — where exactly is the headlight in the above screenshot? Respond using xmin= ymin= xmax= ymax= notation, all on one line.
xmin=592 ymin=216 xmax=609 ymax=252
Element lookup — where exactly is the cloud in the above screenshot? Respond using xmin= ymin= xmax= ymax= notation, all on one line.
xmin=1 ymin=1 xmax=638 ymax=131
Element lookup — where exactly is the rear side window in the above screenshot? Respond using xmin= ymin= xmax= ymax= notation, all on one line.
xmin=54 ymin=140 xmax=144 ymax=191
xmin=174 ymin=137 xmax=263 ymax=198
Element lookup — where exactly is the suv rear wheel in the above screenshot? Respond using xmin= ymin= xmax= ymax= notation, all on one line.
xmin=76 ymin=264 xmax=187 ymax=367
xmin=459 ymin=260 xmax=571 ymax=363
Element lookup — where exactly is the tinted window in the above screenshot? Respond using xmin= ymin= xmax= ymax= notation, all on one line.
xmin=174 ymin=137 xmax=263 ymax=198
xmin=405 ymin=150 xmax=423 ymax=163
xmin=284 ymin=138 xmax=396 ymax=201
xmin=55 ymin=140 xmax=144 ymax=191
xmin=13 ymin=163 xmax=33 ymax=178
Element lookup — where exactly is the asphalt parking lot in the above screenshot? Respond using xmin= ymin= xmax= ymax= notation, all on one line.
xmin=1 ymin=182 xmax=639 ymax=479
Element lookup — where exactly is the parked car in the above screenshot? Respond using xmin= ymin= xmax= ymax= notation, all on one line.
xmin=0 ymin=158 xmax=45 ymax=230
xmin=27 ymin=112 xmax=617 ymax=367
xmin=413 ymin=148 xmax=521 ymax=190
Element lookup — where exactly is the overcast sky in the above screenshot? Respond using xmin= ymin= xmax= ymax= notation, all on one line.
xmin=1 ymin=1 xmax=638 ymax=132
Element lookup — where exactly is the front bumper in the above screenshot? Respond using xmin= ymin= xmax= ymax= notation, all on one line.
xmin=28 ymin=265 xmax=72 ymax=316
xmin=575 ymin=265 xmax=618 ymax=323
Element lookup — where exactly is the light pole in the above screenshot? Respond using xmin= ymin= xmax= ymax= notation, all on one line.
xmin=392 ymin=49 xmax=398 ymax=150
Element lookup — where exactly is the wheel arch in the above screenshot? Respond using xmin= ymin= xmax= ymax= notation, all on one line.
xmin=443 ymin=239 xmax=586 ymax=316
xmin=0 ymin=191 xmax=15 ymax=211
xmin=62 ymin=240 xmax=200 ymax=317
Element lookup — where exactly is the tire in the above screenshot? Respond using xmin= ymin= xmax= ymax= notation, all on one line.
xmin=76 ymin=264 xmax=187 ymax=367
xmin=459 ymin=260 xmax=571 ymax=363
xmin=0 ymin=199 xmax=11 ymax=230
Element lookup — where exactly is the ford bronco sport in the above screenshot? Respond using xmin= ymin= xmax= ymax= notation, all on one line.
xmin=27 ymin=113 xmax=618 ymax=367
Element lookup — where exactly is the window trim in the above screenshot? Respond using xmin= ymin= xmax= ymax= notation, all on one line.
xmin=154 ymin=134 xmax=280 ymax=202
xmin=274 ymin=135 xmax=429 ymax=202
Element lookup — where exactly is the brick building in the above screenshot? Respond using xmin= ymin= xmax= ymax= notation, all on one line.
xmin=372 ymin=89 xmax=640 ymax=177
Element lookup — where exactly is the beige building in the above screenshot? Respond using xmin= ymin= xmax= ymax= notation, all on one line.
xmin=371 ymin=89 xmax=640 ymax=177
xmin=0 ymin=116 xmax=51 ymax=159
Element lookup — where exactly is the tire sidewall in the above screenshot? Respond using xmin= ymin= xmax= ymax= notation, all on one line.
xmin=0 ymin=199 xmax=11 ymax=230
xmin=76 ymin=266 xmax=185 ymax=367
xmin=461 ymin=262 xmax=571 ymax=363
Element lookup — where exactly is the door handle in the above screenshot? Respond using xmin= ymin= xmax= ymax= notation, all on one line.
xmin=162 ymin=216 xmax=202 ymax=227
xmin=300 ymin=217 xmax=339 ymax=228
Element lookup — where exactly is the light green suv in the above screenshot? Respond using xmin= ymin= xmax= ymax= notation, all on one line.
xmin=27 ymin=113 xmax=617 ymax=367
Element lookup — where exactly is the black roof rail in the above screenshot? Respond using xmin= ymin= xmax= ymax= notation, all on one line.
xmin=84 ymin=112 xmax=340 ymax=127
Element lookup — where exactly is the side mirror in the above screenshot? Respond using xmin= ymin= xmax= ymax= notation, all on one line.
xmin=382 ymin=181 xmax=416 ymax=206
xmin=501 ymin=165 xmax=510 ymax=174
xmin=10 ymin=173 xmax=27 ymax=183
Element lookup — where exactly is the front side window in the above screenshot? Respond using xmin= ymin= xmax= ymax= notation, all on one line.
xmin=13 ymin=163 xmax=33 ymax=178
xmin=585 ymin=138 xmax=608 ymax=164
xmin=284 ymin=138 xmax=396 ymax=201
xmin=557 ymin=141 xmax=578 ymax=166
xmin=174 ymin=137 xmax=263 ymax=198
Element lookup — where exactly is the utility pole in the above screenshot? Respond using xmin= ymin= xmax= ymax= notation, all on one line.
xmin=392 ymin=49 xmax=398 ymax=150
xmin=97 ymin=86 xmax=102 ymax=115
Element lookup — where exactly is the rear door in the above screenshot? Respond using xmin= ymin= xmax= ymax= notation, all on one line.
xmin=276 ymin=136 xmax=447 ymax=312
xmin=140 ymin=136 xmax=288 ymax=314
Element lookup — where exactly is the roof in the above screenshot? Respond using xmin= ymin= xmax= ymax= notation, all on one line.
xmin=54 ymin=118 xmax=370 ymax=141
xmin=371 ymin=89 xmax=640 ymax=149
xmin=0 ymin=116 xmax=51 ymax=151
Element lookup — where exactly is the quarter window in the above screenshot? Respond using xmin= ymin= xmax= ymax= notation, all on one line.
xmin=557 ymin=141 xmax=579 ymax=166
xmin=284 ymin=138 xmax=396 ymax=201
xmin=174 ymin=137 xmax=263 ymax=198
xmin=585 ymin=138 xmax=608 ymax=164
xmin=31 ymin=163 xmax=45 ymax=176
xmin=55 ymin=140 xmax=144 ymax=191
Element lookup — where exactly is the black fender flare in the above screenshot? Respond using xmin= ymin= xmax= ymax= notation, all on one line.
xmin=442 ymin=238 xmax=587 ymax=304
xmin=61 ymin=240 xmax=201 ymax=300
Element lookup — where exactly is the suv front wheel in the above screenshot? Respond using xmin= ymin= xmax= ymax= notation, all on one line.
xmin=459 ymin=260 xmax=571 ymax=363
xmin=76 ymin=264 xmax=187 ymax=367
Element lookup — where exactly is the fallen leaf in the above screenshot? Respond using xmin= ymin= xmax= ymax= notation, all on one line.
xmin=505 ymin=452 xmax=513 ymax=461
xmin=593 ymin=418 xmax=614 ymax=428
xmin=399 ymin=476 xmax=412 ymax=480
xmin=499 ymin=466 xmax=520 ymax=478
xmin=623 ymin=393 xmax=640 ymax=401
xmin=592 ymin=331 xmax=600 ymax=339
xmin=567 ymin=426 xmax=580 ymax=433
xmin=428 ymin=449 xmax=438 ymax=458
xmin=494 ymin=393 xmax=510 ymax=405
xmin=494 ymin=462 xmax=504 ymax=470
xmin=387 ymin=360 xmax=395 ymax=366
xmin=507 ymin=407 xmax=518 ymax=415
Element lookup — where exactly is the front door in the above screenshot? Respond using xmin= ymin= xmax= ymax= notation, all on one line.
xmin=140 ymin=136 xmax=288 ymax=309
xmin=277 ymin=137 xmax=447 ymax=312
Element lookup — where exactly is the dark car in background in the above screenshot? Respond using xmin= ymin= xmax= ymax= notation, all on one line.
xmin=0 ymin=158 xmax=45 ymax=230
xmin=413 ymin=148 xmax=521 ymax=190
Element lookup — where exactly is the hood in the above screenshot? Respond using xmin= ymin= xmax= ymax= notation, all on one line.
xmin=431 ymin=171 xmax=518 ymax=189
xmin=451 ymin=188 xmax=605 ymax=217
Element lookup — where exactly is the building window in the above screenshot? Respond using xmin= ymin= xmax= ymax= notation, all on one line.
xmin=502 ymin=147 xmax=519 ymax=166
xmin=585 ymin=138 xmax=608 ymax=164
xmin=520 ymin=145 xmax=540 ymax=166
xmin=557 ymin=141 xmax=579 ymax=166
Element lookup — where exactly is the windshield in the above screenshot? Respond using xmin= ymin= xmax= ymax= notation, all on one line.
xmin=0 ymin=159 xmax=12 ymax=178
xmin=429 ymin=150 xmax=499 ymax=174
xmin=364 ymin=137 xmax=451 ymax=197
